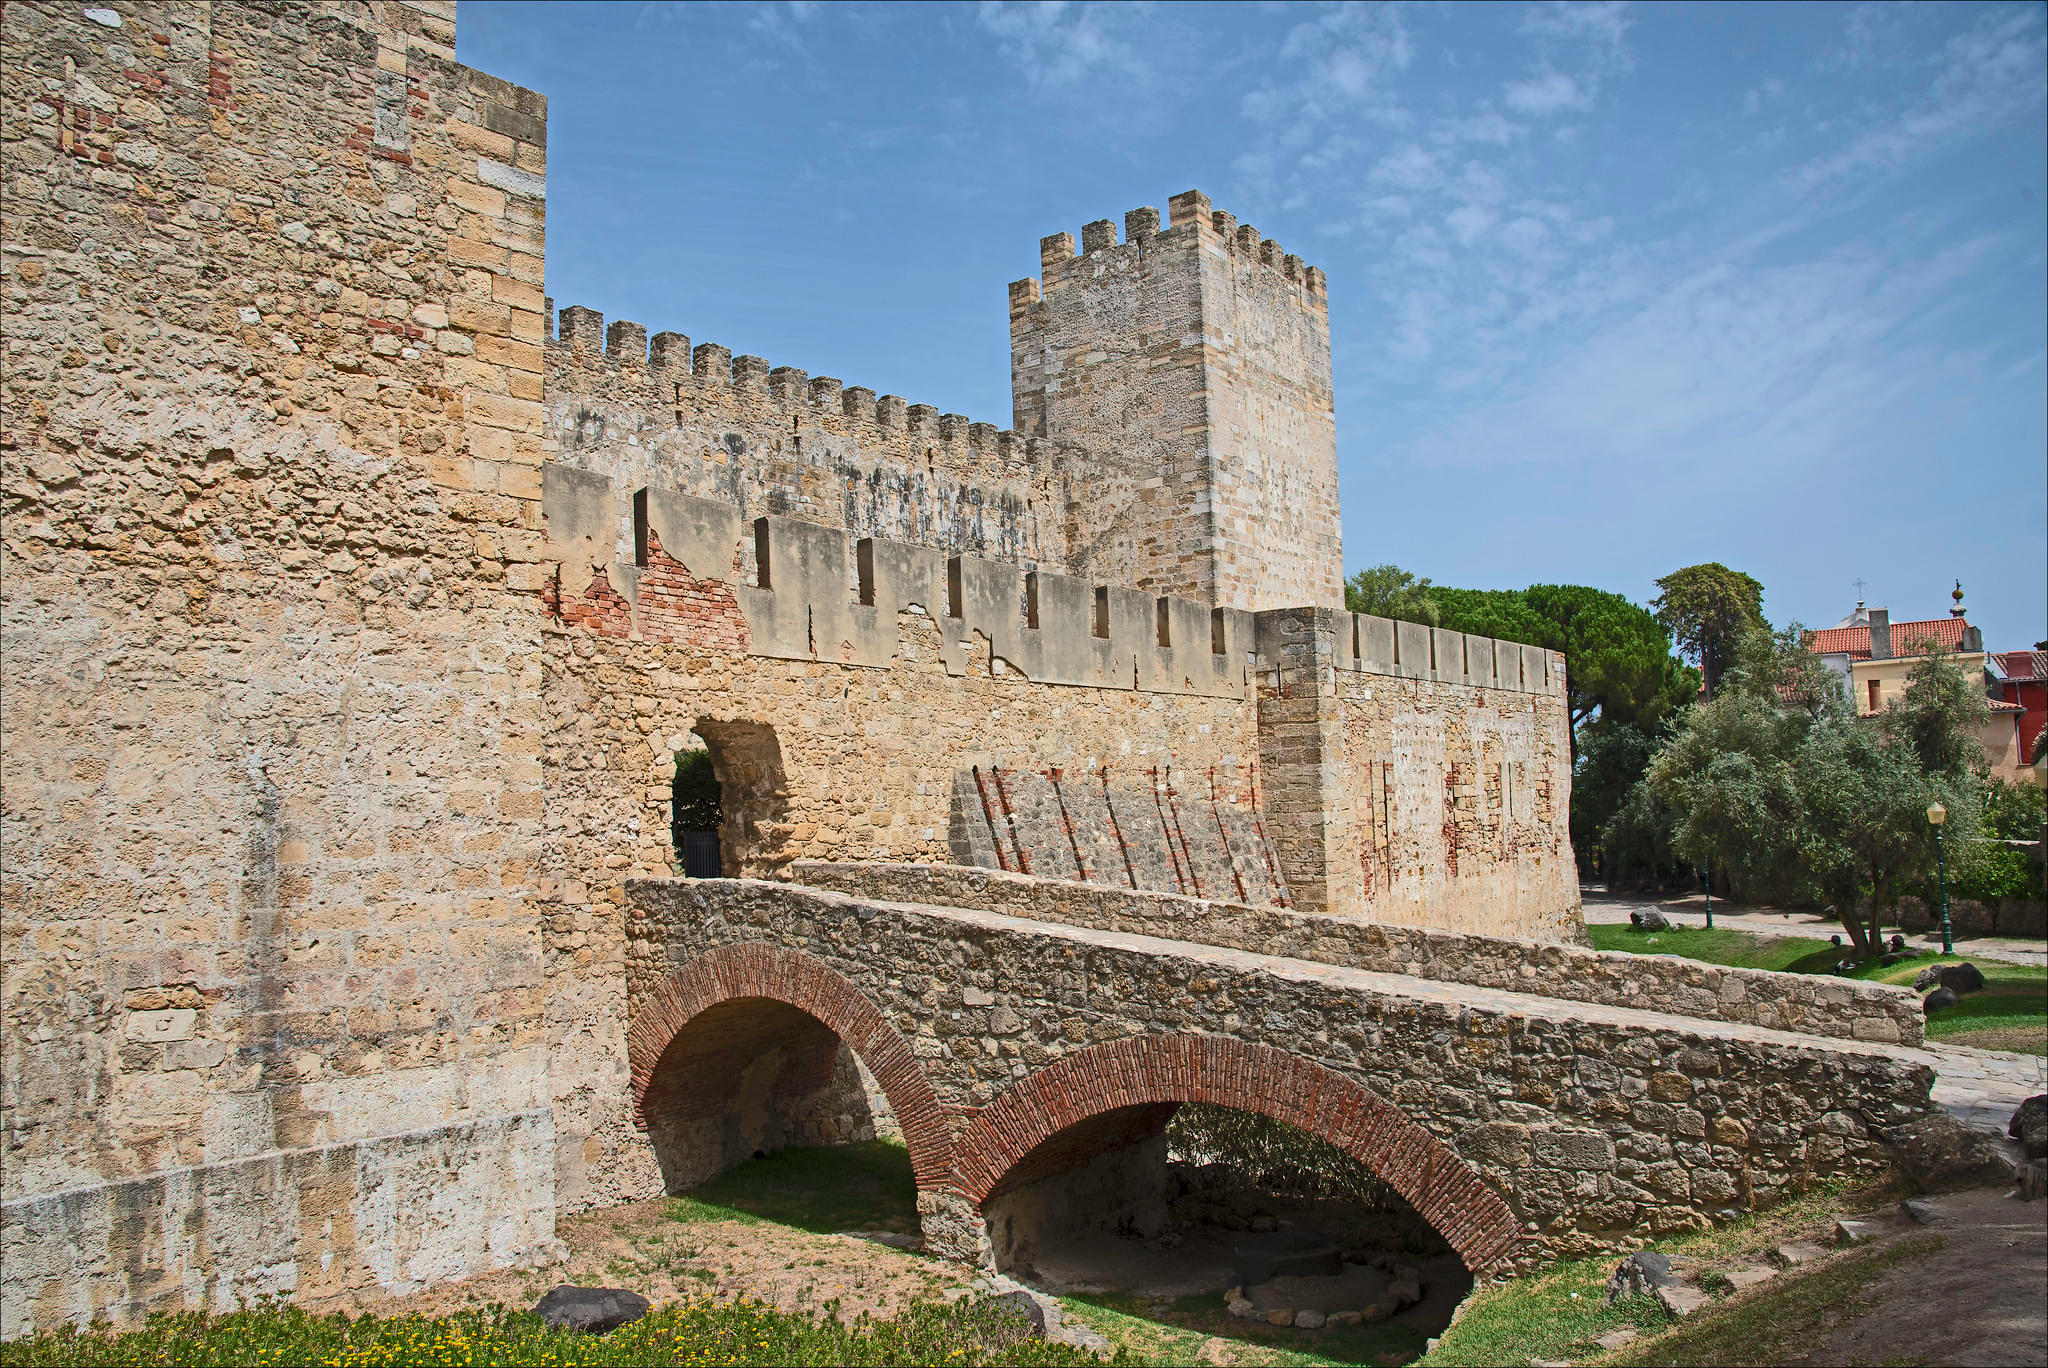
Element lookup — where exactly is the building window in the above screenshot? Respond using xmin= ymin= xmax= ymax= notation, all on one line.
xmin=1867 ymin=679 xmax=1880 ymax=712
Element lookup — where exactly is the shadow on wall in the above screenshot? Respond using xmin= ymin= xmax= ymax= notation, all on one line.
xmin=639 ymin=997 xmax=877 ymax=1193
xmin=692 ymin=720 xmax=789 ymax=877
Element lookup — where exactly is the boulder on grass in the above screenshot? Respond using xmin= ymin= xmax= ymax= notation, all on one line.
xmin=1923 ymin=987 xmax=1959 ymax=1014
xmin=2009 ymin=1095 xmax=2048 ymax=1159
xmin=533 ymin=1286 xmax=651 ymax=1334
xmin=1604 ymin=1251 xmax=1678 ymax=1305
xmin=1913 ymin=966 xmax=1944 ymax=992
xmin=1630 ymin=909 xmax=1671 ymax=933
xmin=1937 ymin=963 xmax=1987 ymax=995
xmin=1885 ymin=1113 xmax=2019 ymax=1193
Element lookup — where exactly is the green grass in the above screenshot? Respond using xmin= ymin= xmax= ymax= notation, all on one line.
xmin=669 ymin=1141 xmax=921 ymax=1236
xmin=1607 ymin=1235 xmax=1945 ymax=1367
xmin=1419 ymin=1183 xmax=1890 ymax=1368
xmin=1589 ymin=925 xmax=2048 ymax=1055
xmin=0 ymin=1297 xmax=1107 ymax=1368
xmin=1586 ymin=923 xmax=1830 ymax=972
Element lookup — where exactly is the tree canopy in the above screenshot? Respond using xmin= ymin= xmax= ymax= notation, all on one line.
xmin=1343 ymin=564 xmax=1440 ymax=626
xmin=1434 ymin=583 xmax=1697 ymax=735
xmin=1623 ymin=630 xmax=1985 ymax=955
xmin=1651 ymin=562 xmax=1766 ymax=700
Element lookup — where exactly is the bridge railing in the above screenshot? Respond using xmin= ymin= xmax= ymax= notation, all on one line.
xmin=790 ymin=861 xmax=1924 ymax=1046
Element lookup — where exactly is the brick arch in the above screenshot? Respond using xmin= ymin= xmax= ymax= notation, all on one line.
xmin=952 ymin=1034 xmax=1522 ymax=1272
xmin=626 ymin=942 xmax=951 ymax=1190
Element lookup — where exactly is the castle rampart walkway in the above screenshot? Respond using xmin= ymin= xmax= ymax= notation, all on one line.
xmin=625 ymin=876 xmax=1940 ymax=1271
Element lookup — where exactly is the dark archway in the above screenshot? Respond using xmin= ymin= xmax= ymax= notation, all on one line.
xmin=627 ymin=942 xmax=952 ymax=1195
xmin=691 ymin=719 xmax=789 ymax=877
xmin=954 ymin=1035 xmax=1521 ymax=1276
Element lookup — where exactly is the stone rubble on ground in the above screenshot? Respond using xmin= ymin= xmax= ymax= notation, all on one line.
xmin=532 ymin=1285 xmax=652 ymax=1334
xmin=1772 ymin=1240 xmax=1828 ymax=1266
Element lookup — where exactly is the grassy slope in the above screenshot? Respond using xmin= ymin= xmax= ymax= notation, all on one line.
xmin=1420 ymin=1184 xmax=1931 ymax=1368
xmin=1588 ymin=924 xmax=2047 ymax=1054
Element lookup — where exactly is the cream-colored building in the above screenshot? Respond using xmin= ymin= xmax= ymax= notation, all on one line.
xmin=1807 ymin=598 xmax=2028 ymax=780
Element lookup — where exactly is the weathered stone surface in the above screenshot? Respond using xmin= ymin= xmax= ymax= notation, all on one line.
xmin=1655 ymin=1284 xmax=1708 ymax=1317
xmin=2011 ymin=1095 xmax=2048 ymax=1159
xmin=1937 ymin=964 xmax=1988 ymax=996
xmin=1924 ymin=988 xmax=1961 ymax=1013
xmin=1605 ymin=1251 xmax=1679 ymax=1304
xmin=1886 ymin=1113 xmax=2019 ymax=1192
xmin=533 ymin=1286 xmax=651 ymax=1334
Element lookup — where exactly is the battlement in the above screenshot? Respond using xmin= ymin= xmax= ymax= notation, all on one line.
xmin=548 ymin=302 xmax=1052 ymax=468
xmin=540 ymin=464 xmax=1256 ymax=699
xmin=1010 ymin=188 xmax=1327 ymax=314
xmin=1334 ymin=612 xmax=1564 ymax=699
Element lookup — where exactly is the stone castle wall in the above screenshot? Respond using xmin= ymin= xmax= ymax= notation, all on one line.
xmin=0 ymin=0 xmax=558 ymax=1332
xmin=1 ymin=0 xmax=1584 ymax=1333
xmin=543 ymin=307 xmax=1087 ymax=579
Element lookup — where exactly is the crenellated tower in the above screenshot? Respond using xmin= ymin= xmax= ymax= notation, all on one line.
xmin=1009 ymin=189 xmax=1344 ymax=613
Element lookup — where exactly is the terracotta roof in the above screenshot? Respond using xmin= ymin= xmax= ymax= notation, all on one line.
xmin=1992 ymin=650 xmax=2047 ymax=683
xmin=1988 ymin=697 xmax=2026 ymax=714
xmin=1805 ymin=617 xmax=1974 ymax=659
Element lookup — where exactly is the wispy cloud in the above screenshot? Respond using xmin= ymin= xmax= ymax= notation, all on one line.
xmin=977 ymin=0 xmax=1153 ymax=88
xmin=1788 ymin=6 xmax=2046 ymax=194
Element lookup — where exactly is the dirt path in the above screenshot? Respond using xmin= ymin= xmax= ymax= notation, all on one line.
xmin=1803 ymin=1188 xmax=2047 ymax=1368
xmin=330 ymin=1195 xmax=982 ymax=1329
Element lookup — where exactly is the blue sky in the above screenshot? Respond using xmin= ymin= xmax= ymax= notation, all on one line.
xmin=458 ymin=1 xmax=2047 ymax=650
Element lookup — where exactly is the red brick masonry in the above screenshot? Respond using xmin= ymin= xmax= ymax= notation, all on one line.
xmin=624 ymin=942 xmax=951 ymax=1190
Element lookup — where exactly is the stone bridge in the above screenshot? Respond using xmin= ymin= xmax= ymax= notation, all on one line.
xmin=624 ymin=867 xmax=1943 ymax=1276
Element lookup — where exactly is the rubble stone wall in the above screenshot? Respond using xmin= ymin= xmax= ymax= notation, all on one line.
xmin=790 ymin=863 xmax=1923 ymax=1045
xmin=626 ymin=879 xmax=1937 ymax=1267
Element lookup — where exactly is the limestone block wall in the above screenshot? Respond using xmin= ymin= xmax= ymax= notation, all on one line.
xmin=1255 ymin=608 xmax=1579 ymax=932
xmin=1 ymin=0 xmax=558 ymax=1321
xmin=1009 ymin=190 xmax=1342 ymax=612
xmin=790 ymin=864 xmax=1923 ymax=1045
xmin=0 ymin=1109 xmax=557 ymax=1339
xmin=544 ymin=308 xmax=1085 ymax=579
xmin=626 ymin=879 xmax=1936 ymax=1263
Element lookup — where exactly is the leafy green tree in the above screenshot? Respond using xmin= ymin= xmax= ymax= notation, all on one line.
xmin=1652 ymin=562 xmax=1766 ymax=700
xmin=1572 ymin=717 xmax=1664 ymax=877
xmin=1343 ymin=564 xmax=1440 ymax=626
xmin=1636 ymin=629 xmax=1986 ymax=955
xmin=1792 ymin=715 xmax=1963 ymax=956
xmin=1885 ymin=646 xmax=1990 ymax=781
xmin=1642 ymin=687 xmax=1804 ymax=900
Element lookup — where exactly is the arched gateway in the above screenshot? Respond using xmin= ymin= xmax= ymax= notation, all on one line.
xmin=627 ymin=943 xmax=1522 ymax=1273
xmin=626 ymin=943 xmax=953 ymax=1191
xmin=952 ymin=1034 xmax=1524 ymax=1273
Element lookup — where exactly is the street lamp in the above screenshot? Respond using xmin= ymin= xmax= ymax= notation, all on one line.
xmin=1927 ymin=801 xmax=1952 ymax=955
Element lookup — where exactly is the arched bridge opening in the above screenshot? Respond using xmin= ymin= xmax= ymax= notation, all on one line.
xmin=952 ymin=1035 xmax=1520 ymax=1338
xmin=627 ymin=943 xmax=952 ymax=1211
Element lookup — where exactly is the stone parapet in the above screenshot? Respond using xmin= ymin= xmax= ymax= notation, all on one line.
xmin=788 ymin=862 xmax=1924 ymax=1046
